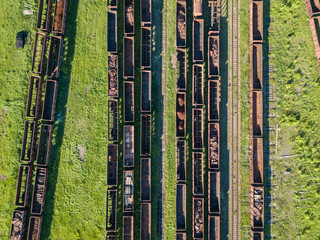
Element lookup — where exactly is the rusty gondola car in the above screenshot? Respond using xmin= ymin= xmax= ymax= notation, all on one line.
xmin=251 ymin=230 xmax=264 ymax=240
xmin=31 ymin=167 xmax=48 ymax=215
xmin=305 ymin=0 xmax=320 ymax=17
xmin=250 ymin=1 xmax=263 ymax=43
xmin=123 ymin=37 xmax=135 ymax=78
xmin=124 ymin=0 xmax=135 ymax=35
xmin=193 ymin=152 xmax=204 ymax=196
xmin=26 ymin=76 xmax=43 ymax=119
xmin=176 ymin=140 xmax=186 ymax=182
xmin=52 ymin=0 xmax=68 ymax=35
xmin=141 ymin=114 xmax=151 ymax=156
xmin=123 ymin=170 xmax=134 ymax=212
xmin=108 ymin=10 xmax=118 ymax=53
xmin=141 ymin=0 xmax=151 ymax=25
xmin=176 ymin=1 xmax=187 ymax=47
xmin=208 ymin=215 xmax=220 ymax=240
xmin=192 ymin=109 xmax=203 ymax=150
xmin=209 ymin=0 xmax=221 ymax=33
xmin=193 ymin=19 xmax=204 ymax=62
xmin=140 ymin=203 xmax=151 ymax=240
xmin=208 ymin=80 xmax=220 ymax=121
xmin=250 ymin=44 xmax=263 ymax=90
xmin=107 ymin=144 xmax=118 ymax=186
xmin=123 ymin=215 xmax=134 ymax=239
xmin=42 ymin=79 xmax=58 ymax=122
xmin=208 ymin=123 xmax=219 ymax=169
xmin=208 ymin=171 xmax=220 ymax=214
xmin=47 ymin=35 xmax=63 ymax=78
xmin=176 ymin=92 xmax=186 ymax=138
xmin=31 ymin=32 xmax=47 ymax=75
xmin=141 ymin=26 xmax=151 ymax=68
xmin=193 ymin=64 xmax=204 ymax=106
xmin=141 ymin=158 xmax=151 ymax=201
xmin=10 ymin=209 xmax=27 ymax=240
xmin=176 ymin=48 xmax=187 ymax=90
xmin=251 ymin=186 xmax=264 ymax=230
xmin=21 ymin=120 xmax=38 ymax=163
xmin=108 ymin=100 xmax=119 ymax=142
xmin=250 ymin=138 xmax=263 ymax=185
xmin=27 ymin=216 xmax=43 ymax=240
xmin=106 ymin=189 xmax=117 ymax=232
xmin=107 ymin=0 xmax=118 ymax=9
xmin=124 ymin=81 xmax=134 ymax=122
xmin=36 ymin=124 xmax=53 ymax=166
xmin=250 ymin=91 xmax=263 ymax=137
xmin=141 ymin=70 xmax=151 ymax=112
xmin=124 ymin=125 xmax=134 ymax=167
xmin=193 ymin=197 xmax=204 ymax=239
xmin=15 ymin=165 xmax=33 ymax=207
xmin=194 ymin=0 xmax=203 ymax=17
xmin=176 ymin=183 xmax=187 ymax=231
xmin=108 ymin=55 xmax=118 ymax=97
xmin=208 ymin=35 xmax=219 ymax=77
xmin=309 ymin=16 xmax=320 ymax=59
xmin=36 ymin=0 xmax=53 ymax=32
xmin=176 ymin=232 xmax=187 ymax=240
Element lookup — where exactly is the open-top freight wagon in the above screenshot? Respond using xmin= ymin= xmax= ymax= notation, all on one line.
xmin=124 ymin=125 xmax=134 ymax=167
xmin=36 ymin=0 xmax=53 ymax=32
xmin=176 ymin=183 xmax=186 ymax=231
xmin=250 ymin=91 xmax=263 ymax=137
xmin=27 ymin=216 xmax=43 ymax=240
xmin=208 ymin=123 xmax=219 ymax=169
xmin=250 ymin=44 xmax=263 ymax=90
xmin=251 ymin=230 xmax=264 ymax=240
xmin=208 ymin=215 xmax=220 ymax=240
xmin=208 ymin=35 xmax=219 ymax=77
xmin=209 ymin=0 xmax=221 ymax=33
xmin=141 ymin=158 xmax=151 ymax=201
xmin=106 ymin=189 xmax=117 ymax=232
xmin=10 ymin=209 xmax=27 ymax=240
xmin=176 ymin=92 xmax=186 ymax=138
xmin=21 ymin=120 xmax=37 ymax=163
xmin=107 ymin=144 xmax=118 ymax=186
xmin=208 ymin=171 xmax=220 ymax=214
xmin=123 ymin=215 xmax=134 ymax=240
xmin=141 ymin=70 xmax=152 ymax=112
xmin=309 ymin=15 xmax=320 ymax=59
xmin=176 ymin=140 xmax=186 ymax=182
xmin=124 ymin=0 xmax=134 ymax=35
xmin=193 ymin=19 xmax=204 ymax=62
xmin=123 ymin=37 xmax=135 ymax=78
xmin=108 ymin=55 xmax=118 ymax=97
xmin=141 ymin=0 xmax=151 ymax=25
xmin=108 ymin=100 xmax=119 ymax=142
xmin=141 ymin=114 xmax=151 ymax=156
xmin=192 ymin=109 xmax=203 ymax=150
xmin=193 ymin=64 xmax=204 ymax=106
xmin=251 ymin=137 xmax=263 ymax=185
xmin=36 ymin=124 xmax=53 ymax=166
xmin=107 ymin=0 xmax=117 ymax=9
xmin=108 ymin=10 xmax=118 ymax=54
xmin=124 ymin=81 xmax=134 ymax=122
xmin=251 ymin=186 xmax=264 ymax=230
xmin=250 ymin=0 xmax=263 ymax=43
xmin=176 ymin=48 xmax=187 ymax=90
xmin=193 ymin=152 xmax=204 ymax=196
xmin=140 ymin=203 xmax=151 ymax=240
xmin=52 ymin=0 xmax=68 ymax=35
xmin=123 ymin=170 xmax=134 ymax=212
xmin=194 ymin=0 xmax=203 ymax=17
xmin=208 ymin=80 xmax=220 ymax=121
xmin=106 ymin=233 xmax=117 ymax=240
xmin=176 ymin=232 xmax=187 ymax=240
xmin=47 ymin=35 xmax=63 ymax=78
xmin=15 ymin=165 xmax=33 ymax=207
xmin=141 ymin=26 xmax=151 ymax=68
xmin=305 ymin=0 xmax=320 ymax=17
xmin=193 ymin=197 xmax=204 ymax=239
xmin=31 ymin=32 xmax=47 ymax=75
xmin=26 ymin=76 xmax=43 ymax=119
xmin=176 ymin=1 xmax=186 ymax=48
xmin=31 ymin=167 xmax=48 ymax=215
xmin=42 ymin=79 xmax=58 ymax=122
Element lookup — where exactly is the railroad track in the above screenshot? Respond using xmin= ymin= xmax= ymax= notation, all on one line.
xmin=229 ymin=0 xmax=241 ymax=237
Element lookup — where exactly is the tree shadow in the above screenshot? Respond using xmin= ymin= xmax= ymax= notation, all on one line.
xmin=41 ymin=0 xmax=80 ymax=238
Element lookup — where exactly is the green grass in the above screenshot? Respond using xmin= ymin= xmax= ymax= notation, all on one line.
xmin=0 ymin=0 xmax=38 ymax=237
xmin=267 ymin=0 xmax=320 ymax=238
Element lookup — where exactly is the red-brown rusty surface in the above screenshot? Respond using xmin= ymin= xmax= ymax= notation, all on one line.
xmin=141 ymin=27 xmax=151 ymax=68
xmin=251 ymin=230 xmax=264 ymax=240
xmin=26 ymin=76 xmax=43 ymax=119
xmin=176 ymin=232 xmax=187 ymax=240
xmin=42 ymin=79 xmax=58 ymax=122
xmin=208 ymin=80 xmax=220 ymax=121
xmin=176 ymin=183 xmax=186 ymax=231
xmin=250 ymin=138 xmax=263 ymax=185
xmin=36 ymin=0 xmax=53 ymax=31
xmin=208 ymin=35 xmax=219 ymax=77
xmin=250 ymin=44 xmax=263 ymax=90
xmin=107 ymin=144 xmax=118 ymax=186
xmin=140 ymin=203 xmax=151 ymax=239
xmin=123 ymin=215 xmax=134 ymax=239
xmin=177 ymin=1 xmax=187 ymax=47
xmin=309 ymin=16 xmax=320 ymax=59
xmin=141 ymin=158 xmax=151 ymax=201
xmin=193 ymin=152 xmax=204 ymax=196
xmin=250 ymin=91 xmax=263 ymax=137
xmin=177 ymin=48 xmax=187 ymax=90
xmin=208 ymin=123 xmax=219 ymax=169
xmin=123 ymin=37 xmax=134 ymax=78
xmin=141 ymin=70 xmax=151 ymax=112
xmin=251 ymin=186 xmax=264 ymax=229
xmin=106 ymin=189 xmax=117 ymax=232
xmin=31 ymin=32 xmax=47 ymax=75
xmin=123 ymin=171 xmax=134 ymax=212
xmin=208 ymin=171 xmax=220 ymax=214
xmin=124 ymin=81 xmax=134 ymax=122
xmin=31 ymin=167 xmax=48 ymax=215
xmin=305 ymin=0 xmax=320 ymax=17
xmin=36 ymin=124 xmax=53 ymax=166
xmin=193 ymin=19 xmax=204 ymax=62
xmin=10 ymin=209 xmax=27 ymax=240
xmin=192 ymin=109 xmax=203 ymax=150
xmin=209 ymin=215 xmax=220 ymax=240
xmin=141 ymin=114 xmax=151 ymax=156
xmin=47 ymin=35 xmax=63 ymax=78
xmin=124 ymin=0 xmax=134 ymax=35
xmin=250 ymin=1 xmax=263 ymax=43
xmin=124 ymin=125 xmax=134 ymax=167
xmin=27 ymin=216 xmax=42 ymax=240
xmin=176 ymin=140 xmax=186 ymax=182
xmin=176 ymin=92 xmax=186 ymax=138
xmin=194 ymin=0 xmax=203 ymax=17
xmin=20 ymin=120 xmax=37 ymax=163
xmin=108 ymin=100 xmax=119 ymax=142
xmin=108 ymin=55 xmax=118 ymax=97
xmin=193 ymin=64 xmax=204 ymax=106
xmin=193 ymin=197 xmax=204 ymax=239
xmin=15 ymin=165 xmax=33 ymax=207
xmin=53 ymin=0 xmax=68 ymax=34
xmin=108 ymin=10 xmax=118 ymax=53
xmin=209 ymin=0 xmax=221 ymax=33
xmin=141 ymin=0 xmax=151 ymax=24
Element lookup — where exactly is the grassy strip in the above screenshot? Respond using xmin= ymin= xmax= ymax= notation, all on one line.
xmin=267 ymin=0 xmax=320 ymax=238
xmin=0 ymin=0 xmax=38 ymax=237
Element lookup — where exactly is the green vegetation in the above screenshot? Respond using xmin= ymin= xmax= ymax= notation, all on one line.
xmin=268 ymin=0 xmax=320 ymax=238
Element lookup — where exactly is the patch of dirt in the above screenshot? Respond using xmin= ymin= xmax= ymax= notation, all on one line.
xmin=170 ymin=52 xmax=176 ymax=69
xmin=0 ymin=174 xmax=8 ymax=181
xmin=77 ymin=145 xmax=86 ymax=162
